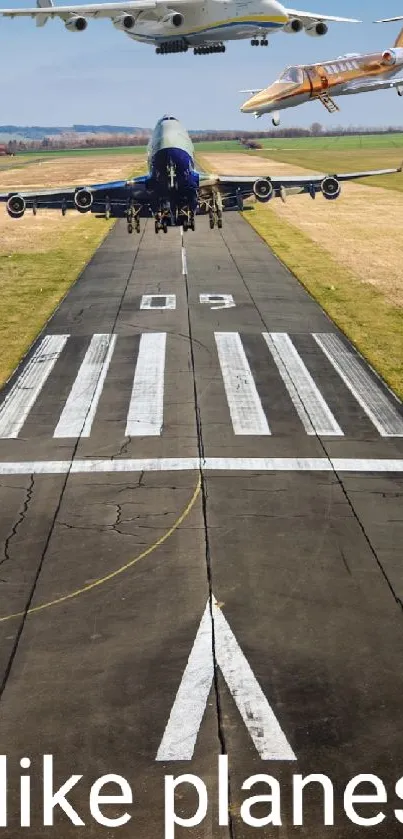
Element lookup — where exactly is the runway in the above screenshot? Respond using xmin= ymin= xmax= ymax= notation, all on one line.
xmin=0 ymin=213 xmax=403 ymax=836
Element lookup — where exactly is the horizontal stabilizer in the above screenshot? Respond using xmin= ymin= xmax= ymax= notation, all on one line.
xmin=239 ymin=89 xmax=263 ymax=95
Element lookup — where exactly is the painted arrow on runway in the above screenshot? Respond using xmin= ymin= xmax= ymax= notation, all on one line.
xmin=156 ymin=596 xmax=296 ymax=762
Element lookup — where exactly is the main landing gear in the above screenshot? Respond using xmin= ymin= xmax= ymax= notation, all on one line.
xmin=154 ymin=209 xmax=170 ymax=234
xmin=251 ymin=38 xmax=268 ymax=46
xmin=194 ymin=43 xmax=225 ymax=54
xmin=126 ymin=203 xmax=141 ymax=234
xmin=156 ymin=40 xmax=188 ymax=54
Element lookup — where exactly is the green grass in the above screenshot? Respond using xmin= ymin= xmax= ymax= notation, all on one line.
xmin=245 ymin=206 xmax=403 ymax=400
xmin=21 ymin=145 xmax=148 ymax=158
xmin=0 ymin=219 xmax=114 ymax=387
xmin=257 ymin=133 xmax=403 ymax=150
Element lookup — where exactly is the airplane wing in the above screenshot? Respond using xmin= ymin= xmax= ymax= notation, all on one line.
xmin=199 ymin=165 xmax=402 ymax=206
xmin=0 ymin=0 xmax=160 ymax=16
xmin=374 ymin=16 xmax=403 ymax=23
xmin=0 ymin=175 xmax=152 ymax=218
xmin=284 ymin=8 xmax=361 ymax=23
xmin=342 ymin=77 xmax=403 ymax=94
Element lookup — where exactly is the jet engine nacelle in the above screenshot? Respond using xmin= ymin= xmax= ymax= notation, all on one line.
xmin=161 ymin=11 xmax=184 ymax=26
xmin=305 ymin=21 xmax=328 ymax=37
xmin=113 ymin=13 xmax=135 ymax=30
xmin=284 ymin=18 xmax=303 ymax=33
xmin=382 ymin=48 xmax=403 ymax=66
xmin=65 ymin=14 xmax=88 ymax=30
xmin=6 ymin=194 xmax=26 ymax=218
xmin=321 ymin=176 xmax=341 ymax=200
xmin=253 ymin=178 xmax=274 ymax=202
xmin=74 ymin=188 xmax=93 ymax=212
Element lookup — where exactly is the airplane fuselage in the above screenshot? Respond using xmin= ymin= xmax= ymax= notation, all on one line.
xmin=126 ymin=0 xmax=287 ymax=47
xmin=146 ymin=116 xmax=199 ymax=224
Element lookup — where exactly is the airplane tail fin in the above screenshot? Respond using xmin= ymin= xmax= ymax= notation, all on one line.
xmin=36 ymin=0 xmax=53 ymax=27
xmin=394 ymin=26 xmax=403 ymax=47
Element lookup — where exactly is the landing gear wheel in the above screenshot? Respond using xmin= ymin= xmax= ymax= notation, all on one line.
xmin=217 ymin=217 xmax=222 ymax=229
xmin=155 ymin=221 xmax=159 ymax=234
xmin=183 ymin=219 xmax=188 ymax=232
xmin=209 ymin=216 xmax=215 ymax=229
xmin=190 ymin=217 xmax=195 ymax=231
xmin=32 ymin=206 xmax=37 ymax=216
xmin=163 ymin=221 xmax=168 ymax=233
xmin=105 ymin=208 xmax=111 ymax=220
xmin=128 ymin=223 xmax=133 ymax=234
xmin=135 ymin=219 xmax=140 ymax=233
xmin=62 ymin=206 xmax=66 ymax=217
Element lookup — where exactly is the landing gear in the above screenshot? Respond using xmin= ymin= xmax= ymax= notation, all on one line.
xmin=178 ymin=207 xmax=195 ymax=232
xmin=126 ymin=202 xmax=141 ymax=235
xmin=251 ymin=38 xmax=268 ymax=45
xmin=154 ymin=208 xmax=170 ymax=233
xmin=156 ymin=40 xmax=188 ymax=54
xmin=105 ymin=198 xmax=111 ymax=220
xmin=205 ymin=192 xmax=223 ymax=231
xmin=272 ymin=112 xmax=281 ymax=127
xmin=194 ymin=43 xmax=225 ymax=54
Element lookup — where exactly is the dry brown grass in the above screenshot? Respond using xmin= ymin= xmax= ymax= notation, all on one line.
xmin=200 ymin=151 xmax=403 ymax=308
xmin=0 ymin=152 xmax=146 ymax=385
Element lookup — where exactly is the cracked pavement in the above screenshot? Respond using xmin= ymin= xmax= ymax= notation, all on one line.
xmin=0 ymin=215 xmax=402 ymax=836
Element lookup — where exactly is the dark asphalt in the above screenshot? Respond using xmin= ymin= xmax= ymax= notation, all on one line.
xmin=0 ymin=213 xmax=402 ymax=837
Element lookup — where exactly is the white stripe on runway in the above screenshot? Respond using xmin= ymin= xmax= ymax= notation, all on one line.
xmin=54 ymin=334 xmax=116 ymax=438
xmin=0 ymin=335 xmax=69 ymax=439
xmin=125 ymin=332 xmax=166 ymax=436
xmin=215 ymin=332 xmax=270 ymax=435
xmin=314 ymin=333 xmax=403 ymax=437
xmin=1 ymin=457 xmax=403 ymax=474
xmin=263 ymin=332 xmax=343 ymax=436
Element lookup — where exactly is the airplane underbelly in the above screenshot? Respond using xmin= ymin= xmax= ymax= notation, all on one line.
xmin=129 ymin=15 xmax=283 ymax=44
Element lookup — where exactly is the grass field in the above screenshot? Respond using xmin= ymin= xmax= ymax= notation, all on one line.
xmin=247 ymin=206 xmax=403 ymax=400
xmin=200 ymin=145 xmax=403 ymax=400
xmin=0 ymin=151 xmax=146 ymax=387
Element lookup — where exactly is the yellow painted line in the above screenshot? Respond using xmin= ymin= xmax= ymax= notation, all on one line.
xmin=0 ymin=474 xmax=202 ymax=624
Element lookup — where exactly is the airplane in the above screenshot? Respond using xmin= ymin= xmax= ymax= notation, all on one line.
xmin=0 ymin=0 xmax=360 ymax=55
xmin=241 ymin=26 xmax=403 ymax=124
xmin=1 ymin=115 xmax=401 ymax=235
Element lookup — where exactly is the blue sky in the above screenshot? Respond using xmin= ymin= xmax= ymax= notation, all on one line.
xmin=1 ymin=0 xmax=403 ymax=128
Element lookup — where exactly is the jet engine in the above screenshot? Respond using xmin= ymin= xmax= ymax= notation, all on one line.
xmin=382 ymin=48 xmax=403 ymax=66
xmin=6 ymin=194 xmax=26 ymax=218
xmin=305 ymin=21 xmax=328 ymax=37
xmin=74 ymin=188 xmax=93 ymax=212
xmin=284 ymin=18 xmax=303 ymax=33
xmin=113 ymin=13 xmax=136 ymax=30
xmin=321 ymin=176 xmax=341 ymax=200
xmin=161 ymin=11 xmax=184 ymax=27
xmin=65 ymin=14 xmax=88 ymax=30
xmin=253 ymin=178 xmax=274 ymax=202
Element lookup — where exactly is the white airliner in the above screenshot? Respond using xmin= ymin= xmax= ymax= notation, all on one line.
xmin=0 ymin=0 xmax=359 ymax=54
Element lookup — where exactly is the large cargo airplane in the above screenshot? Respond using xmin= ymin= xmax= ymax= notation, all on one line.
xmin=1 ymin=116 xmax=400 ymax=235
xmin=0 ymin=0 xmax=359 ymax=54
xmin=241 ymin=26 xmax=403 ymax=124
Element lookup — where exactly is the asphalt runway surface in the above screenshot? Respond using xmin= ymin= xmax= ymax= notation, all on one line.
xmin=0 ymin=213 xmax=403 ymax=836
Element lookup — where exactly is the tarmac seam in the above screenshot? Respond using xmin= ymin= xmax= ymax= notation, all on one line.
xmin=182 ymin=229 xmax=235 ymax=839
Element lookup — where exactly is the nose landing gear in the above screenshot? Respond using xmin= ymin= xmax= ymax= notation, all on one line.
xmin=154 ymin=209 xmax=170 ymax=233
xmin=126 ymin=203 xmax=141 ymax=234
xmin=179 ymin=207 xmax=195 ymax=232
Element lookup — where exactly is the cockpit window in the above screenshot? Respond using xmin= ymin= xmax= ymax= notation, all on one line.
xmin=277 ymin=67 xmax=304 ymax=84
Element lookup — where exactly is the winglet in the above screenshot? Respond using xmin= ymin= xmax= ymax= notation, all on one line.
xmin=36 ymin=0 xmax=53 ymax=26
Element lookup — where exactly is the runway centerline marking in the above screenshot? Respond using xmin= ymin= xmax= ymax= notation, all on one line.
xmin=215 ymin=332 xmax=271 ymax=435
xmin=54 ymin=334 xmax=116 ymax=438
xmin=0 ymin=335 xmax=69 ymax=439
xmin=314 ymin=333 xmax=403 ymax=437
xmin=263 ymin=332 xmax=343 ymax=437
xmin=156 ymin=596 xmax=296 ymax=761
xmin=125 ymin=332 xmax=167 ymax=437
xmin=1 ymin=458 xmax=403 ymax=474
xmin=0 ymin=475 xmax=201 ymax=623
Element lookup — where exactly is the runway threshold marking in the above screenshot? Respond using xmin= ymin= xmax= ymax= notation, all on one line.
xmin=156 ymin=596 xmax=296 ymax=761
xmin=125 ymin=332 xmax=167 ymax=436
xmin=1 ymin=458 xmax=403 ymax=474
xmin=0 ymin=335 xmax=69 ymax=439
xmin=314 ymin=333 xmax=403 ymax=437
xmin=0 ymin=475 xmax=201 ymax=624
xmin=215 ymin=332 xmax=271 ymax=435
xmin=54 ymin=334 xmax=116 ymax=438
xmin=263 ymin=333 xmax=343 ymax=437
